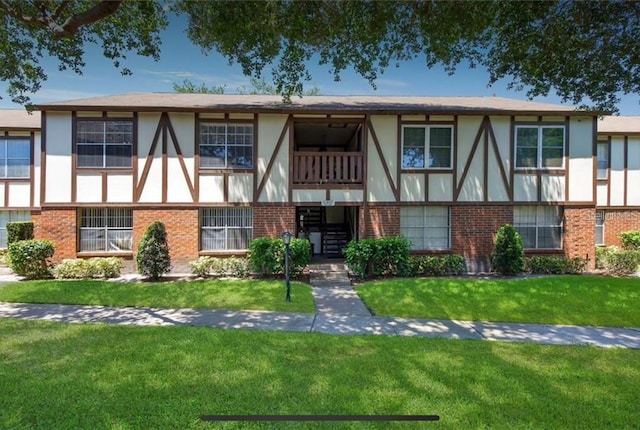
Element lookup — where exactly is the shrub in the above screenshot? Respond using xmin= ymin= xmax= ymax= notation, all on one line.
xmin=6 ymin=221 xmax=34 ymax=246
xmin=344 ymin=237 xmax=412 ymax=278
xmin=248 ymin=237 xmax=311 ymax=276
xmin=53 ymin=257 xmax=123 ymax=279
xmin=411 ymin=254 xmax=466 ymax=276
xmin=136 ymin=221 xmax=171 ymax=280
xmin=596 ymin=246 xmax=617 ymax=270
xmin=443 ymin=254 xmax=466 ymax=275
xmin=190 ymin=256 xmax=214 ymax=277
xmin=190 ymin=256 xmax=250 ymax=278
xmin=599 ymin=248 xmax=640 ymax=276
xmin=619 ymin=231 xmax=640 ymax=250
xmin=527 ymin=256 xmax=586 ymax=275
xmin=8 ymin=239 xmax=55 ymax=279
xmin=491 ymin=224 xmax=525 ymax=276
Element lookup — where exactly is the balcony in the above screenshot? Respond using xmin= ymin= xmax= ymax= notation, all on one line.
xmin=293 ymin=152 xmax=363 ymax=185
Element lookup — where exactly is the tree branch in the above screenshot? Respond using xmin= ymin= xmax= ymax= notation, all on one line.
xmin=54 ymin=0 xmax=124 ymax=39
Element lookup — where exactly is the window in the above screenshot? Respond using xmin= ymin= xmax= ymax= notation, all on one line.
xmin=201 ymin=207 xmax=253 ymax=250
xmin=79 ymin=208 xmax=133 ymax=252
xmin=597 ymin=143 xmax=609 ymax=180
xmin=0 ymin=211 xmax=30 ymax=248
xmin=515 ymin=126 xmax=564 ymax=169
xmin=595 ymin=211 xmax=605 ymax=246
xmin=76 ymin=120 xmax=133 ymax=168
xmin=400 ymin=207 xmax=450 ymax=250
xmin=200 ymin=123 xmax=253 ymax=168
xmin=0 ymin=138 xmax=30 ymax=178
xmin=514 ymin=206 xmax=563 ymax=249
xmin=402 ymin=126 xmax=452 ymax=169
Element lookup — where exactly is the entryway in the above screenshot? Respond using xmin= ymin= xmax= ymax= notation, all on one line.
xmin=295 ymin=206 xmax=358 ymax=258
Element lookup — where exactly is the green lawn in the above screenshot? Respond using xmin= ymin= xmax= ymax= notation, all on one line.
xmin=1 ymin=319 xmax=638 ymax=429
xmin=0 ymin=279 xmax=314 ymax=313
xmin=356 ymin=276 xmax=640 ymax=327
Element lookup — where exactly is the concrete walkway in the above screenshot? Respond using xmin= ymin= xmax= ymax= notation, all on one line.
xmin=0 ymin=264 xmax=639 ymax=348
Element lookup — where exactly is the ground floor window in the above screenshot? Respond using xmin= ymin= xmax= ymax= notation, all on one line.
xmin=400 ymin=206 xmax=450 ymax=250
xmin=79 ymin=208 xmax=133 ymax=252
xmin=513 ymin=206 xmax=563 ymax=249
xmin=595 ymin=210 xmax=605 ymax=246
xmin=0 ymin=211 xmax=30 ymax=248
xmin=200 ymin=207 xmax=253 ymax=251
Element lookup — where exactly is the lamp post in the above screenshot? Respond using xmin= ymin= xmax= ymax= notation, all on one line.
xmin=281 ymin=231 xmax=293 ymax=302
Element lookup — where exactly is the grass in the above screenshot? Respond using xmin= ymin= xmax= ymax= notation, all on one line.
xmin=356 ymin=276 xmax=640 ymax=327
xmin=1 ymin=319 xmax=639 ymax=429
xmin=0 ymin=279 xmax=315 ymax=314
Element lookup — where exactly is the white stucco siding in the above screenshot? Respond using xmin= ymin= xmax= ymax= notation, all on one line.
xmin=428 ymin=173 xmax=453 ymax=202
xmin=331 ymin=189 xmax=363 ymax=203
xmin=228 ymin=174 xmax=253 ymax=203
xmin=367 ymin=138 xmax=395 ymax=202
xmin=596 ymin=183 xmax=608 ymax=206
xmin=456 ymin=116 xmax=483 ymax=185
xmin=370 ymin=115 xmax=398 ymax=189
xmin=292 ymin=190 xmax=326 ymax=203
xmin=401 ymin=174 xmax=425 ymax=202
xmin=627 ymin=138 xmax=640 ymax=206
xmin=7 ymin=183 xmax=30 ymax=207
xmin=541 ymin=175 xmax=565 ymax=201
xmin=514 ymin=174 xmax=538 ymax=202
xmin=487 ymin=116 xmax=510 ymax=202
xmin=199 ymin=175 xmax=225 ymax=203
xmin=568 ymin=117 xmax=594 ymax=202
xmin=168 ymin=112 xmax=195 ymax=186
xmin=257 ymin=114 xmax=289 ymax=203
xmin=456 ymin=118 xmax=485 ymax=201
xmin=166 ymin=158 xmax=192 ymax=202
xmin=106 ymin=174 xmax=133 ymax=202
xmin=609 ymin=137 xmax=625 ymax=206
xmin=44 ymin=112 xmax=72 ymax=202
xmin=76 ymin=174 xmax=102 ymax=202
xmin=137 ymin=114 xmax=163 ymax=202
xmin=0 ymin=184 xmax=5 ymax=207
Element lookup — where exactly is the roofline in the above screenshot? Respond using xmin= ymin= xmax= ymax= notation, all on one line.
xmin=36 ymin=105 xmax=603 ymax=116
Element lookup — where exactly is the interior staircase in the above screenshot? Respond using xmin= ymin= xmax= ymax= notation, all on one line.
xmin=323 ymin=223 xmax=350 ymax=258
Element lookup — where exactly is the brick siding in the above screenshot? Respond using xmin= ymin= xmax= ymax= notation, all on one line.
xmin=600 ymin=209 xmax=640 ymax=247
xmin=33 ymin=208 xmax=77 ymax=261
xmin=362 ymin=206 xmax=400 ymax=238
xmin=253 ymin=206 xmax=296 ymax=239
xmin=562 ymin=207 xmax=596 ymax=270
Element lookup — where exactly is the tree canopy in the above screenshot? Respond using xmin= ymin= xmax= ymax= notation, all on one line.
xmin=2 ymin=0 xmax=639 ymax=111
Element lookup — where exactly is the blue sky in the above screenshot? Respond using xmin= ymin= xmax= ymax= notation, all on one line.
xmin=1 ymin=14 xmax=639 ymax=114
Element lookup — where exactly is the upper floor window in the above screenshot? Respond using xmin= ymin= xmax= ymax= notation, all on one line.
xmin=515 ymin=126 xmax=564 ymax=169
xmin=402 ymin=125 xmax=453 ymax=169
xmin=0 ymin=138 xmax=30 ymax=178
xmin=76 ymin=120 xmax=133 ymax=168
xmin=200 ymin=123 xmax=253 ymax=169
xmin=597 ymin=142 xmax=609 ymax=180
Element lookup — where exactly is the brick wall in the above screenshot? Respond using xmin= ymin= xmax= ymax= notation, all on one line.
xmin=600 ymin=209 xmax=640 ymax=247
xmin=562 ymin=207 xmax=596 ymax=270
xmin=33 ymin=208 xmax=77 ymax=261
xmin=133 ymin=208 xmax=199 ymax=273
xmin=451 ymin=205 xmax=513 ymax=272
xmin=363 ymin=206 xmax=400 ymax=238
xmin=253 ymin=206 xmax=296 ymax=239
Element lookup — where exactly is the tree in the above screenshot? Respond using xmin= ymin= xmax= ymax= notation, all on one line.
xmin=173 ymin=77 xmax=321 ymax=96
xmin=491 ymin=224 xmax=525 ymax=276
xmin=3 ymin=1 xmax=640 ymax=111
xmin=136 ymin=221 xmax=171 ymax=280
xmin=172 ymin=80 xmax=226 ymax=94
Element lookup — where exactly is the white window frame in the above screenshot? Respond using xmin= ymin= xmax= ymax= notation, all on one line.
xmin=401 ymin=125 xmax=453 ymax=170
xmin=400 ymin=206 xmax=451 ymax=250
xmin=513 ymin=206 xmax=564 ymax=250
xmin=79 ymin=208 xmax=133 ymax=252
xmin=200 ymin=207 xmax=253 ymax=251
xmin=0 ymin=138 xmax=30 ymax=178
xmin=0 ymin=211 xmax=30 ymax=248
xmin=595 ymin=210 xmax=605 ymax=246
xmin=597 ymin=142 xmax=609 ymax=180
xmin=76 ymin=120 xmax=133 ymax=169
xmin=515 ymin=125 xmax=565 ymax=169
xmin=199 ymin=122 xmax=254 ymax=169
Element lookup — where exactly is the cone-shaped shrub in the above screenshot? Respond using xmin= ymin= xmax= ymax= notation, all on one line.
xmin=136 ymin=221 xmax=171 ymax=280
xmin=491 ymin=224 xmax=525 ymax=275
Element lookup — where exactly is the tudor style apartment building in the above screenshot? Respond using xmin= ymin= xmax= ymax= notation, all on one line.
xmin=1 ymin=94 xmax=631 ymax=272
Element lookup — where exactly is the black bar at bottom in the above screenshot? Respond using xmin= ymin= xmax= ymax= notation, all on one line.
xmin=201 ymin=415 xmax=439 ymax=422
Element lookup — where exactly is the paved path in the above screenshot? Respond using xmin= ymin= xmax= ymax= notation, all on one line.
xmin=1 ymin=263 xmax=639 ymax=348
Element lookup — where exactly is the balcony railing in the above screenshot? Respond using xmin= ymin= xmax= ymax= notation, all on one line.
xmin=293 ymin=152 xmax=363 ymax=185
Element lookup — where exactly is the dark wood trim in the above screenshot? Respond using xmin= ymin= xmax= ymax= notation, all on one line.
xmin=256 ymin=115 xmax=291 ymax=200
xmin=40 ymin=111 xmax=46 ymax=205
xmin=367 ymin=118 xmax=399 ymax=201
xmin=362 ymin=115 xmax=368 ymax=208
xmin=483 ymin=119 xmax=489 ymax=202
xmin=71 ymin=111 xmax=77 ymax=203
xmin=135 ymin=114 xmax=163 ymax=201
xmin=399 ymin=120 xmax=455 ymax=125
xmin=165 ymin=113 xmax=196 ymax=201
xmin=509 ymin=116 xmax=515 ymax=202
xmin=487 ymin=119 xmax=511 ymax=201
xmin=288 ymin=117 xmax=294 ymax=203
xmin=325 ymin=189 xmax=330 ymax=200
xmin=536 ymin=171 xmax=542 ymax=202
xmin=396 ymin=114 xmax=402 ymax=200
xmin=30 ymin=131 xmax=35 ymax=207
xmin=223 ymin=173 xmax=229 ymax=203
xmin=132 ymin=112 xmax=139 ymax=204
xmin=453 ymin=115 xmax=459 ymax=201
xmin=291 ymin=184 xmax=364 ymax=190
xmin=513 ymin=120 xmax=566 ymax=126
xmin=424 ymin=171 xmax=429 ymax=201
xmin=292 ymin=117 xmax=362 ymax=124
xmin=366 ymin=201 xmax=594 ymax=207
xmin=161 ymin=113 xmax=168 ymax=203
xmin=198 ymin=117 xmax=255 ymax=124
xmin=402 ymin=168 xmax=454 ymax=174
xmin=101 ymin=172 xmax=107 ymax=203
xmin=607 ymin=136 xmax=612 ymax=207
xmin=624 ymin=136 xmax=628 ymax=206
xmin=194 ymin=113 xmax=201 ymax=202
xmin=3 ymin=178 xmax=8 ymax=207
xmin=455 ymin=116 xmax=486 ymax=200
